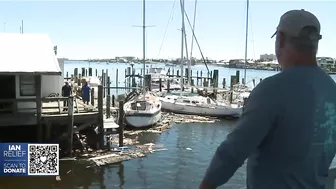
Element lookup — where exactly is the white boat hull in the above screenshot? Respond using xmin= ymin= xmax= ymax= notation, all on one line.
xmin=125 ymin=110 xmax=161 ymax=128
xmin=123 ymin=92 xmax=162 ymax=128
xmin=160 ymin=97 xmax=242 ymax=118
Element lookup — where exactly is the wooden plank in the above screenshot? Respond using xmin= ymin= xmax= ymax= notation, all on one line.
xmin=41 ymin=113 xmax=99 ymax=123
xmin=57 ymin=99 xmax=61 ymax=113
xmin=41 ymin=112 xmax=99 ymax=118
xmin=67 ymin=96 xmax=74 ymax=157
xmin=42 ymin=96 xmax=69 ymax=101
xmin=74 ymin=98 xmax=79 ymax=113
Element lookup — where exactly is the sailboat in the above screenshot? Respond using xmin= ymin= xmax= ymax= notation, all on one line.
xmin=123 ymin=0 xmax=162 ymax=128
xmin=160 ymin=0 xmax=244 ymax=118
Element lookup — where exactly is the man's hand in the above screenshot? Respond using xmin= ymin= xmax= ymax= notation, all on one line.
xmin=199 ymin=181 xmax=215 ymax=189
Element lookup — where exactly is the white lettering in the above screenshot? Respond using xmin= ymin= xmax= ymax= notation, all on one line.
xmin=3 ymin=150 xmax=26 ymax=158
xmin=8 ymin=145 xmax=21 ymax=151
xmin=3 ymin=168 xmax=26 ymax=173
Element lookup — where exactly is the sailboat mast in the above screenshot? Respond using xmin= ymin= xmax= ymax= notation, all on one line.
xmin=180 ymin=0 xmax=185 ymax=90
xmin=189 ymin=0 xmax=197 ymax=85
xmin=243 ymin=0 xmax=249 ymax=84
xmin=143 ymin=0 xmax=146 ymax=87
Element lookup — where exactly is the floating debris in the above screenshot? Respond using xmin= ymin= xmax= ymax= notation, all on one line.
xmin=123 ymin=112 xmax=219 ymax=137
xmin=66 ymin=112 xmax=218 ymax=167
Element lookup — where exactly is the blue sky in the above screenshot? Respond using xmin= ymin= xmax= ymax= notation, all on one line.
xmin=0 ymin=1 xmax=334 ymax=60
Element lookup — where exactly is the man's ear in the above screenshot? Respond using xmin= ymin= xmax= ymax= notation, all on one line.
xmin=277 ymin=32 xmax=286 ymax=49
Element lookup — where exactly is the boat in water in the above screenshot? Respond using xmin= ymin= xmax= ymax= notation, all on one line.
xmin=124 ymin=91 xmax=162 ymax=128
xmin=160 ymin=94 xmax=242 ymax=118
xmin=123 ymin=0 xmax=162 ymax=128
xmin=148 ymin=67 xmax=182 ymax=92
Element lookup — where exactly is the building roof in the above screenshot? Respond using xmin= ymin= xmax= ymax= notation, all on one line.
xmin=0 ymin=33 xmax=61 ymax=75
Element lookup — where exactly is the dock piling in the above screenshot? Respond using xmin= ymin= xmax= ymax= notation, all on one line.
xmin=81 ymin=68 xmax=85 ymax=77
xmin=74 ymin=68 xmax=78 ymax=77
xmin=236 ymin=70 xmax=240 ymax=84
xmin=88 ymin=68 xmax=92 ymax=76
xmin=159 ymin=78 xmax=162 ymax=92
xmin=106 ymin=77 xmax=111 ymax=119
xmin=116 ymin=69 xmax=119 ymax=93
xmin=167 ymin=79 xmax=171 ymax=93
xmin=118 ymin=101 xmax=124 ymax=147
xmin=112 ymin=95 xmax=115 ymax=107
xmin=222 ymin=78 xmax=226 ymax=88
xmin=97 ymin=85 xmax=104 ymax=149
xmin=90 ymin=88 xmax=95 ymax=106
xmin=67 ymin=96 xmax=74 ymax=157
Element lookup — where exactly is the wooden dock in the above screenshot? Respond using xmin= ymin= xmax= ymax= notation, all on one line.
xmin=0 ymin=75 xmax=126 ymax=158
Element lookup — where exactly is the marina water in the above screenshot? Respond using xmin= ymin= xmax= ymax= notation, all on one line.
xmin=3 ymin=61 xmax=336 ymax=189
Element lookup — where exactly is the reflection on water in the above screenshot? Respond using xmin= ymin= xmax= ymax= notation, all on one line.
xmin=1 ymin=120 xmax=252 ymax=189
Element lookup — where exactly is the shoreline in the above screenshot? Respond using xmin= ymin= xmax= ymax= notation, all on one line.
xmin=65 ymin=60 xmax=336 ymax=75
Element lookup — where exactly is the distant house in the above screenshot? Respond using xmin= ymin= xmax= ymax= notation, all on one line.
xmin=317 ymin=57 xmax=335 ymax=67
xmin=0 ymin=33 xmax=63 ymax=126
xmin=260 ymin=54 xmax=276 ymax=61
xmin=115 ymin=56 xmax=136 ymax=62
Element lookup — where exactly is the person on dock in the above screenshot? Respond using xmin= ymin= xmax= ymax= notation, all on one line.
xmin=61 ymin=81 xmax=72 ymax=111
xmin=200 ymin=9 xmax=336 ymax=189
xmin=82 ymin=81 xmax=91 ymax=105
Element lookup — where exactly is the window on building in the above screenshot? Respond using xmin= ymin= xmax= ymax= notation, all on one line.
xmin=19 ymin=75 xmax=35 ymax=96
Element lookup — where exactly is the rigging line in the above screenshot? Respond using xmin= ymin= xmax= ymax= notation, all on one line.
xmin=183 ymin=9 xmax=210 ymax=73
xmin=189 ymin=0 xmax=198 ymax=84
xmin=190 ymin=0 xmax=198 ymax=60
xmin=157 ymin=0 xmax=177 ymax=58
xmin=179 ymin=0 xmax=185 ymax=92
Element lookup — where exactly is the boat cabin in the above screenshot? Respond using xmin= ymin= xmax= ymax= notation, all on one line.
xmin=0 ymin=33 xmax=63 ymax=126
xmin=131 ymin=101 xmax=150 ymax=111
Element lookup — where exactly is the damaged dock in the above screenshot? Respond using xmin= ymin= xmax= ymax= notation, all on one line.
xmin=61 ymin=111 xmax=218 ymax=167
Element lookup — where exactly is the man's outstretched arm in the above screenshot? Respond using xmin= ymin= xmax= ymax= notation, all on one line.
xmin=200 ymin=80 xmax=279 ymax=188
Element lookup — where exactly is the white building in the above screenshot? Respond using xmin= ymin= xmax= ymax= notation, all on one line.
xmin=317 ymin=57 xmax=335 ymax=67
xmin=260 ymin=54 xmax=276 ymax=61
xmin=0 ymin=33 xmax=63 ymax=126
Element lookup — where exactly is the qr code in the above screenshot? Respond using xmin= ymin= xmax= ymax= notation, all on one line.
xmin=27 ymin=144 xmax=59 ymax=176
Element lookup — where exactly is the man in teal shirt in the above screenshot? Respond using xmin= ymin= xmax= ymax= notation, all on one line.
xmin=200 ymin=9 xmax=336 ymax=189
